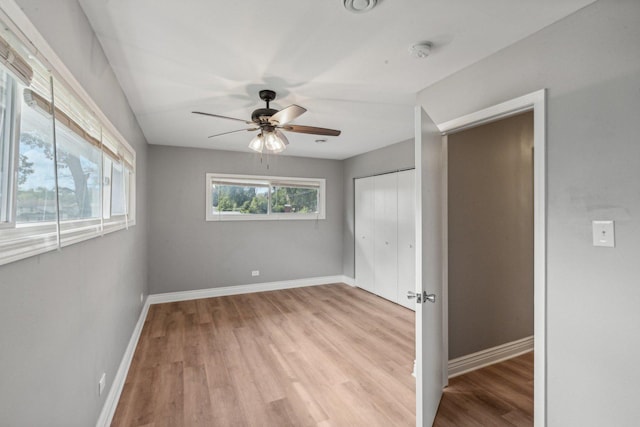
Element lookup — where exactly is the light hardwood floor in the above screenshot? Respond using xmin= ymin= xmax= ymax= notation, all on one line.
xmin=112 ymin=283 xmax=533 ymax=426
xmin=113 ymin=283 xmax=416 ymax=426
xmin=434 ymin=352 xmax=534 ymax=427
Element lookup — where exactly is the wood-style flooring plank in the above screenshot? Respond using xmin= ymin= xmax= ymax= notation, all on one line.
xmin=433 ymin=351 xmax=534 ymax=427
xmin=112 ymin=283 xmax=416 ymax=427
xmin=112 ymin=283 xmax=533 ymax=427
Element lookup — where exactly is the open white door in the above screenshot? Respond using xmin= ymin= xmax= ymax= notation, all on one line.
xmin=414 ymin=106 xmax=445 ymax=426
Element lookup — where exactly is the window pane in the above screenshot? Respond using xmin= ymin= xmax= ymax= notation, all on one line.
xmin=271 ymin=185 xmax=318 ymax=214
xmin=111 ymin=161 xmax=125 ymax=216
xmin=212 ymin=184 xmax=268 ymax=215
xmin=16 ymin=96 xmax=56 ymax=223
xmin=55 ymin=122 xmax=101 ymax=220
xmin=124 ymin=166 xmax=131 ymax=217
xmin=0 ymin=69 xmax=16 ymax=222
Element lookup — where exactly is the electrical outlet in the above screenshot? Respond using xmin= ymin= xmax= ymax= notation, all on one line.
xmin=251 ymin=270 xmax=260 ymax=277
xmin=98 ymin=373 xmax=106 ymax=396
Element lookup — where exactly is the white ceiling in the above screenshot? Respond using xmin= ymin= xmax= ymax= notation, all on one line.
xmin=78 ymin=0 xmax=593 ymax=160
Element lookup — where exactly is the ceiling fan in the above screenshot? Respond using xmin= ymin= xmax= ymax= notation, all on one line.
xmin=193 ymin=90 xmax=341 ymax=154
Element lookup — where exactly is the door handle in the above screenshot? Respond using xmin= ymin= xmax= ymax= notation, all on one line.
xmin=407 ymin=291 xmax=436 ymax=304
xmin=407 ymin=291 xmax=422 ymax=303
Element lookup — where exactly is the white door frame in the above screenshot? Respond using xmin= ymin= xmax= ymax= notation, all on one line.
xmin=436 ymin=89 xmax=547 ymax=427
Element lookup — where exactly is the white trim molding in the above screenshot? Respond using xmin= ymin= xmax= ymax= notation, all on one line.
xmin=341 ymin=275 xmax=356 ymax=287
xmin=147 ymin=275 xmax=349 ymax=304
xmin=448 ymin=336 xmax=534 ymax=378
xmin=96 ymin=298 xmax=150 ymax=427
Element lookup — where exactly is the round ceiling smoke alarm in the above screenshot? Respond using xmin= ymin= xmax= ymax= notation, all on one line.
xmin=344 ymin=0 xmax=377 ymax=13
xmin=409 ymin=42 xmax=433 ymax=59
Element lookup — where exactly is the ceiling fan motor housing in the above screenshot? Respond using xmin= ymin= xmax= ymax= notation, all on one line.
xmin=253 ymin=89 xmax=278 ymax=122
xmin=251 ymin=107 xmax=278 ymax=123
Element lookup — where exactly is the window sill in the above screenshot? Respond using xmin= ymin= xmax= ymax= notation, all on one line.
xmin=206 ymin=213 xmax=325 ymax=222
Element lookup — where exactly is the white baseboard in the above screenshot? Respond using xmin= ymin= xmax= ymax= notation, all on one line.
xmin=147 ymin=275 xmax=350 ymax=304
xmin=342 ymin=275 xmax=356 ymax=287
xmin=448 ymin=335 xmax=534 ymax=378
xmin=96 ymin=298 xmax=150 ymax=427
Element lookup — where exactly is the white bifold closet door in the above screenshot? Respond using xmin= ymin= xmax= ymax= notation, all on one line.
xmin=373 ymin=173 xmax=398 ymax=302
xmin=396 ymin=169 xmax=416 ymax=309
xmin=354 ymin=176 xmax=375 ymax=293
xmin=355 ymin=170 xmax=415 ymax=310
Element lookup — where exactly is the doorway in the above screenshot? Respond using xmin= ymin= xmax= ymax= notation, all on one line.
xmin=447 ymin=111 xmax=534 ymax=366
xmin=444 ymin=111 xmax=534 ymax=424
xmin=415 ymin=90 xmax=546 ymax=427
xmin=438 ymin=89 xmax=547 ymax=427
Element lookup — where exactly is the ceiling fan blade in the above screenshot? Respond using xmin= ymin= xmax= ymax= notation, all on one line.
xmin=269 ymin=105 xmax=307 ymax=125
xmin=208 ymin=128 xmax=258 ymax=138
xmin=193 ymin=111 xmax=253 ymax=124
xmin=281 ymin=124 xmax=341 ymax=137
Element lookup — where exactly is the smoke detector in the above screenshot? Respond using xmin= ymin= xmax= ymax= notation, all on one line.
xmin=409 ymin=42 xmax=433 ymax=59
xmin=344 ymin=0 xmax=377 ymax=13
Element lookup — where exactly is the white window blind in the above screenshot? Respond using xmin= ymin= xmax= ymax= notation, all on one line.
xmin=0 ymin=14 xmax=137 ymax=266
xmin=0 ymin=34 xmax=32 ymax=86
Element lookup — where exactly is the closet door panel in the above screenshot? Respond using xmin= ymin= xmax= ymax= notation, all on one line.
xmin=374 ymin=173 xmax=398 ymax=301
xmin=355 ymin=176 xmax=375 ymax=293
xmin=397 ymin=169 xmax=416 ymax=309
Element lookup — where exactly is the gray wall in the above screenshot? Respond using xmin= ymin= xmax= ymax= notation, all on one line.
xmin=418 ymin=0 xmax=640 ymax=425
xmin=0 ymin=1 xmax=148 ymax=426
xmin=148 ymin=146 xmax=343 ymax=293
xmin=342 ymin=139 xmax=414 ymax=277
xmin=448 ymin=112 xmax=534 ymax=359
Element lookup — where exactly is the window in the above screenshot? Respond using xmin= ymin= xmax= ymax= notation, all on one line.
xmin=0 ymin=68 xmax=17 ymax=224
xmin=271 ymin=180 xmax=319 ymax=214
xmin=206 ymin=173 xmax=326 ymax=221
xmin=0 ymin=20 xmax=136 ymax=265
xmin=15 ymin=88 xmax=56 ymax=224
xmin=54 ymin=123 xmax=102 ymax=221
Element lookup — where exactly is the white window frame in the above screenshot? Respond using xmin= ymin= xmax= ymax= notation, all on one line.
xmin=0 ymin=68 xmax=19 ymax=228
xmin=0 ymin=5 xmax=137 ymax=266
xmin=205 ymin=173 xmax=326 ymax=221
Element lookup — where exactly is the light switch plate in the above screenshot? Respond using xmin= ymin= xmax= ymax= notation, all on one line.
xmin=592 ymin=220 xmax=615 ymax=247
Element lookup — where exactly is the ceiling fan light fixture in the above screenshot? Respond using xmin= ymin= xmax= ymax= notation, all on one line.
xmin=249 ymin=131 xmax=287 ymax=154
xmin=264 ymin=131 xmax=286 ymax=153
xmin=248 ymin=133 xmax=264 ymax=153
xmin=344 ymin=0 xmax=377 ymax=13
